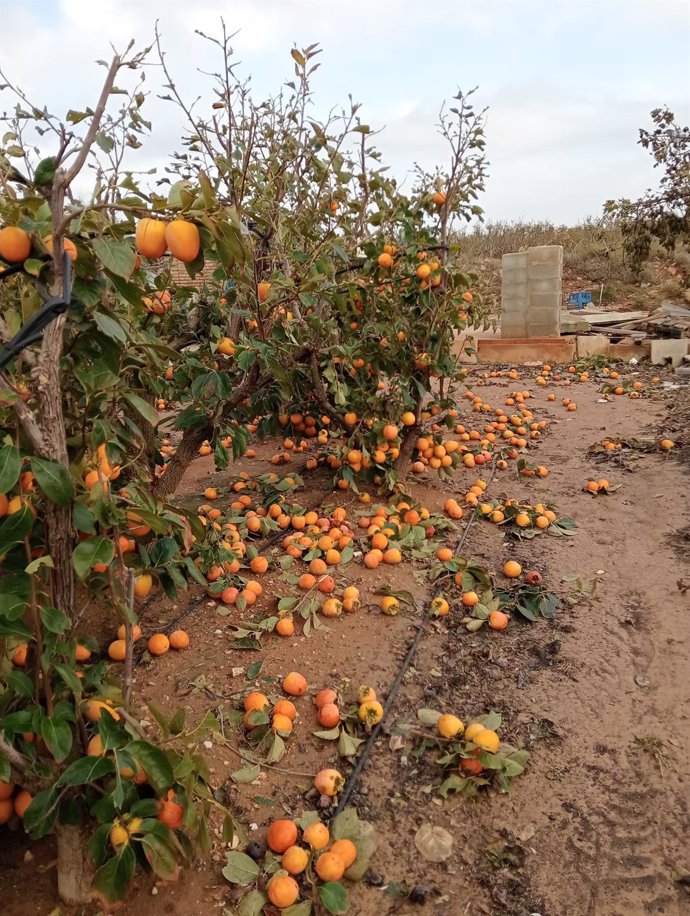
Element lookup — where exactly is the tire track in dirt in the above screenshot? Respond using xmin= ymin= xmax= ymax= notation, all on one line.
xmin=492 ymin=380 xmax=690 ymax=916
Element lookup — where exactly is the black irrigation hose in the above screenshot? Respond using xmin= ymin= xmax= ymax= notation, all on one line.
xmin=332 ymin=457 xmax=499 ymax=816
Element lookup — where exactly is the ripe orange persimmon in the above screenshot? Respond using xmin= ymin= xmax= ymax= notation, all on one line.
xmin=275 ymin=617 xmax=295 ymax=637
xmin=13 ymin=790 xmax=32 ymax=819
xmin=488 ymin=611 xmax=509 ymax=630
xmin=282 ymin=844 xmax=309 ymax=875
xmin=303 ymin=821 xmax=330 ymax=850
xmin=316 ymin=851 xmax=345 ymax=881
xmin=147 ymin=633 xmax=170 ymax=656
xmin=169 ymin=630 xmax=190 ymax=649
xmin=314 ymin=768 xmax=344 ymax=796
xmin=317 ymin=703 xmax=341 ymax=728
xmin=165 ymin=219 xmax=200 ymax=262
xmin=244 ymin=692 xmax=269 ymax=712
xmin=267 ymin=874 xmax=300 ymax=908
xmin=437 ymin=714 xmax=464 ymax=738
xmin=267 ymin=818 xmax=298 ymax=853
xmin=107 ymin=640 xmax=127 ymax=661
xmin=0 ymin=226 xmax=31 ymax=262
xmin=273 ymin=699 xmax=297 ymax=721
xmin=503 ymin=560 xmax=522 ymax=578
xmin=331 ymin=838 xmax=358 ymax=868
xmin=117 ymin=623 xmax=142 ymax=641
xmin=157 ymin=789 xmax=184 ymax=828
xmin=283 ymin=672 xmax=307 ymax=696
xmin=135 ymin=218 xmax=167 ymax=259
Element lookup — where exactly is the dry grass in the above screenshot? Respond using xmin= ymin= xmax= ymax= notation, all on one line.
xmin=456 ymin=220 xmax=690 ymax=312
xmin=457 ymin=218 xmax=628 ymax=278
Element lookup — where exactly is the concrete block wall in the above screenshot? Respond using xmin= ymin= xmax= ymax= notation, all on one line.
xmin=500 ymin=245 xmax=563 ymax=338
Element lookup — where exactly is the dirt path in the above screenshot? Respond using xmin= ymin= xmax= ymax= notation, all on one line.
xmin=2 ymin=369 xmax=688 ymax=916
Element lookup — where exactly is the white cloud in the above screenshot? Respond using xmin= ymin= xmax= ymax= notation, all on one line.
xmin=0 ymin=0 xmax=687 ymax=224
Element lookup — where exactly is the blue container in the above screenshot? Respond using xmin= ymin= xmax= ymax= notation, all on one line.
xmin=567 ymin=290 xmax=592 ymax=309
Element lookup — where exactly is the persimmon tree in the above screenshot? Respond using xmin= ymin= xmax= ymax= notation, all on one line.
xmin=0 ymin=45 xmax=236 ymax=909
xmin=146 ymin=26 xmax=490 ymax=497
xmin=0 ymin=24 xmax=490 ymax=910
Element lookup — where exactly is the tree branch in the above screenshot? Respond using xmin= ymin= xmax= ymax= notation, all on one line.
xmin=0 ymin=731 xmax=28 ymax=772
xmin=62 ymin=55 xmax=124 ymax=187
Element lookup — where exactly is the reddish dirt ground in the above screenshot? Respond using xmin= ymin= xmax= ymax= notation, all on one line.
xmin=2 ymin=365 xmax=689 ymax=916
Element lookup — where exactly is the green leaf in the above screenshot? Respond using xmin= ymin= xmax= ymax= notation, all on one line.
xmin=338 ymin=730 xmax=363 ymax=757
xmin=475 ymin=710 xmax=502 ymax=731
xmin=88 ymin=822 xmax=111 ymax=868
xmin=99 ymin=714 xmax=128 ymax=751
xmin=0 ymin=504 xmax=33 ymax=556
xmin=92 ymin=845 xmax=136 ymax=906
xmin=54 ymin=662 xmax=83 ymax=694
xmin=72 ymin=537 xmax=114 ymax=579
xmin=125 ymin=740 xmax=174 ymax=794
xmin=230 ymin=763 xmax=261 ymax=784
xmin=0 ymin=444 xmax=21 ymax=493
xmin=146 ymin=702 xmax=171 ymax=740
xmin=0 ymin=573 xmax=29 ymax=620
xmin=141 ymin=832 xmax=180 ymax=879
xmin=318 ymin=882 xmax=349 ymax=914
xmin=0 ymin=618 xmax=32 ymax=639
xmin=39 ymin=605 xmax=70 ymax=634
xmin=237 ymin=349 xmax=255 ymax=371
xmin=93 ymin=310 xmax=127 ymax=344
xmin=23 ymin=258 xmax=45 ymax=277
xmin=282 ymin=903 xmax=312 ymax=916
xmin=25 ymin=554 xmax=54 ymax=575
xmin=266 ymin=733 xmax=285 ymax=764
xmin=34 ymin=156 xmax=58 ymax=184
xmin=5 ymin=670 xmax=33 ymax=699
xmin=57 ymin=755 xmax=115 ymax=786
xmin=73 ymin=502 xmax=97 ymax=533
xmin=221 ymin=851 xmax=261 ymax=885
xmin=238 ymin=889 xmax=268 ymax=916
xmin=123 ymin=392 xmax=159 ymax=426
xmin=23 ymin=787 xmax=60 ymax=838
xmin=149 ymin=536 xmax=178 ymax=568
xmin=169 ymin=707 xmax=186 ymax=735
xmin=246 ymin=659 xmax=263 ymax=680
xmin=92 ymin=238 xmax=136 ymax=278
xmin=40 ymin=716 xmax=73 ymax=762
xmin=0 ymin=753 xmax=11 ymax=783
xmin=417 ymin=708 xmax=442 ymax=726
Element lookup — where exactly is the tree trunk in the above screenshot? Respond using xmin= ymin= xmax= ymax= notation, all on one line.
xmin=56 ymin=822 xmax=93 ymax=905
xmin=36 ymin=313 xmax=74 ymax=613
xmin=151 ymin=366 xmax=273 ymax=499
xmin=393 ymin=424 xmax=419 ymax=486
xmin=151 ymin=422 xmax=212 ymax=499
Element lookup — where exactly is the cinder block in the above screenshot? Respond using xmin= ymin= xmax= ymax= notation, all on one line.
xmin=478 ymin=336 xmax=575 ymax=364
xmin=651 ymin=338 xmax=689 ymax=367
xmin=503 ymin=252 xmax=529 ymax=269
xmin=576 ymin=335 xmax=609 ymax=358
xmin=528 ymin=263 xmax=563 ymax=281
xmin=501 ymin=245 xmax=563 ymax=340
xmin=528 ymin=292 xmax=561 ymax=311
xmin=527 ymin=245 xmax=563 ymax=268
xmin=529 ymin=278 xmax=562 ymax=295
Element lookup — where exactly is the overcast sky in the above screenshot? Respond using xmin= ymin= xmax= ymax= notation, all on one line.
xmin=1 ymin=0 xmax=689 ymax=225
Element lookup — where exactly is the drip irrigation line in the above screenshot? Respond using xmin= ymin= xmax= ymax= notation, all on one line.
xmin=332 ymin=457 xmax=499 ymax=817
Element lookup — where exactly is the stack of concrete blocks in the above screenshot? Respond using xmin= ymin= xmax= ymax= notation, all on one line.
xmin=500 ymin=245 xmax=563 ymax=338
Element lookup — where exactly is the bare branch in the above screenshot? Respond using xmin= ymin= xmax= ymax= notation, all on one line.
xmin=62 ymin=55 xmax=124 ymax=188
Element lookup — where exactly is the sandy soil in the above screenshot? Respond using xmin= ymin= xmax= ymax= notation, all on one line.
xmin=1 ymin=366 xmax=689 ymax=916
